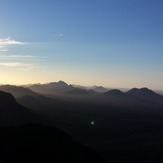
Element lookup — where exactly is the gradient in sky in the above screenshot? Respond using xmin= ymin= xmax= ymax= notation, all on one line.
xmin=0 ymin=0 xmax=163 ymax=90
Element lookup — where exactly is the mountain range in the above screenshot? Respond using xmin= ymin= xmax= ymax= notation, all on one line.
xmin=1 ymin=81 xmax=163 ymax=162
xmin=0 ymin=81 xmax=163 ymax=106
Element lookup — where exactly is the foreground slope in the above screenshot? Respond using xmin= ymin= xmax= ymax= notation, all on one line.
xmin=0 ymin=124 xmax=102 ymax=163
xmin=0 ymin=91 xmax=102 ymax=163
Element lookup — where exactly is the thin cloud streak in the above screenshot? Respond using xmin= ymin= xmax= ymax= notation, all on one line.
xmin=0 ymin=38 xmax=47 ymax=72
xmin=0 ymin=55 xmax=47 ymax=62
xmin=0 ymin=61 xmax=41 ymax=71
xmin=0 ymin=37 xmax=25 ymax=45
xmin=0 ymin=37 xmax=26 ymax=52
xmin=0 ymin=55 xmax=36 ymax=58
xmin=0 ymin=48 xmax=8 ymax=52
xmin=58 ymin=33 xmax=64 ymax=37
xmin=0 ymin=62 xmax=34 ymax=67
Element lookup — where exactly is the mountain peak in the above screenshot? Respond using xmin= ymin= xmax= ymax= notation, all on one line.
xmin=126 ymin=87 xmax=163 ymax=103
xmin=58 ymin=80 xmax=67 ymax=84
xmin=127 ymin=87 xmax=156 ymax=95
xmin=140 ymin=87 xmax=151 ymax=91
xmin=49 ymin=80 xmax=68 ymax=86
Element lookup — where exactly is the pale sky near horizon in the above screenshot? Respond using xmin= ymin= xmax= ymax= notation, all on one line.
xmin=0 ymin=0 xmax=163 ymax=90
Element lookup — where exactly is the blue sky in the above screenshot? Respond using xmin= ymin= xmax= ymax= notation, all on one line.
xmin=0 ymin=0 xmax=163 ymax=89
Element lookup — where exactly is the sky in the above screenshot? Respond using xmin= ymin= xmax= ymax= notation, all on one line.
xmin=0 ymin=0 xmax=163 ymax=90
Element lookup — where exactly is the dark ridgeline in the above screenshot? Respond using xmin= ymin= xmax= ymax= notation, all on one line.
xmin=1 ymin=82 xmax=163 ymax=162
xmin=0 ymin=85 xmax=39 ymax=98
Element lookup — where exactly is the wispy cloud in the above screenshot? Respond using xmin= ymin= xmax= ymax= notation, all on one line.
xmin=0 ymin=48 xmax=8 ymax=52
xmin=0 ymin=62 xmax=40 ymax=71
xmin=0 ymin=38 xmax=47 ymax=71
xmin=0 ymin=62 xmax=30 ymax=67
xmin=58 ymin=33 xmax=64 ymax=37
xmin=53 ymin=33 xmax=64 ymax=39
xmin=0 ymin=55 xmax=36 ymax=59
xmin=0 ymin=37 xmax=25 ymax=52
xmin=0 ymin=37 xmax=25 ymax=45
xmin=0 ymin=55 xmax=47 ymax=62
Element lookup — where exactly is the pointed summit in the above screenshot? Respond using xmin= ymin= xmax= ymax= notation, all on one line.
xmin=58 ymin=80 xmax=67 ymax=84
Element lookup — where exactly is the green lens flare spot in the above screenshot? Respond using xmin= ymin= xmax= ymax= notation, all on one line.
xmin=91 ymin=121 xmax=95 ymax=125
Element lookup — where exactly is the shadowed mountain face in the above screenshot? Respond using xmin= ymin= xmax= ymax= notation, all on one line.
xmin=0 ymin=124 xmax=101 ymax=163
xmin=0 ymin=91 xmax=16 ymax=105
xmin=0 ymin=85 xmax=38 ymax=98
xmin=0 ymin=91 xmax=45 ymax=127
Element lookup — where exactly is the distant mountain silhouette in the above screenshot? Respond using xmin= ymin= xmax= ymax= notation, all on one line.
xmin=29 ymin=80 xmax=74 ymax=95
xmin=0 ymin=85 xmax=38 ymax=98
xmin=0 ymin=124 xmax=102 ymax=163
xmin=101 ymin=88 xmax=163 ymax=105
xmin=72 ymin=85 xmax=108 ymax=93
xmin=92 ymin=86 xmax=108 ymax=93
xmin=127 ymin=87 xmax=160 ymax=96
xmin=126 ymin=87 xmax=163 ymax=104
xmin=104 ymin=89 xmax=125 ymax=97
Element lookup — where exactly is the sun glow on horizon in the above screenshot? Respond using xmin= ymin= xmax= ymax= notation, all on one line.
xmin=0 ymin=1 xmax=163 ymax=90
